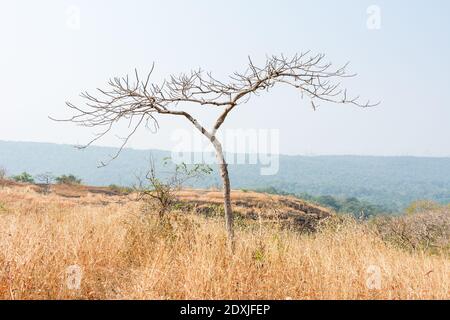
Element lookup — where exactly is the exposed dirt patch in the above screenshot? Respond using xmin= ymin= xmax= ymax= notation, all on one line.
xmin=175 ymin=189 xmax=332 ymax=232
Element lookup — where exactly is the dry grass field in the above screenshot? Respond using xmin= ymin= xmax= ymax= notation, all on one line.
xmin=0 ymin=182 xmax=448 ymax=300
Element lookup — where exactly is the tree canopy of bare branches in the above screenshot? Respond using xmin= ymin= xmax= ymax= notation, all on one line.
xmin=54 ymin=52 xmax=377 ymax=248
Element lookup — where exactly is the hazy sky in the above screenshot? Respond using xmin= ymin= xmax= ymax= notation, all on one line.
xmin=1 ymin=0 xmax=449 ymax=156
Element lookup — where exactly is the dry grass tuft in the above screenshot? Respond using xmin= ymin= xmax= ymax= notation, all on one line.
xmin=0 ymin=186 xmax=448 ymax=300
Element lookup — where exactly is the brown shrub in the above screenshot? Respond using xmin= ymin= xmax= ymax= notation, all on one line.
xmin=371 ymin=209 xmax=450 ymax=254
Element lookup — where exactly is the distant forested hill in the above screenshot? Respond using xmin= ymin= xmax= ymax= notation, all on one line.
xmin=1 ymin=140 xmax=449 ymax=211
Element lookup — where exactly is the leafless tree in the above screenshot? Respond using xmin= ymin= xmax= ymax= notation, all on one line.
xmin=36 ymin=172 xmax=55 ymax=194
xmin=53 ymin=53 xmax=377 ymax=248
xmin=0 ymin=167 xmax=6 ymax=180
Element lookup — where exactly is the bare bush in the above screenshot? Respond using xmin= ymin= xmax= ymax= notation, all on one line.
xmin=372 ymin=209 xmax=450 ymax=254
xmin=137 ymin=158 xmax=212 ymax=218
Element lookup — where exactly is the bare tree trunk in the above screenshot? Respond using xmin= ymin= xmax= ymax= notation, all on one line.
xmin=212 ymin=139 xmax=235 ymax=250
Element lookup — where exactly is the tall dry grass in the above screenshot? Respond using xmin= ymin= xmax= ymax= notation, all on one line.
xmin=0 ymin=188 xmax=448 ymax=300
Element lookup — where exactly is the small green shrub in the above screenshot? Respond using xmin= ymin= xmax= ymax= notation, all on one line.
xmin=55 ymin=174 xmax=82 ymax=185
xmin=405 ymin=200 xmax=441 ymax=215
xmin=12 ymin=172 xmax=35 ymax=183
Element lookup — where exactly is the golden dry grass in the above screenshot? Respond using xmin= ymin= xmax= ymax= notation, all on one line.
xmin=0 ymin=186 xmax=448 ymax=300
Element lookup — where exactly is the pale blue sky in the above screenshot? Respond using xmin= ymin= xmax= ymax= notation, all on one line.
xmin=1 ymin=0 xmax=449 ymax=156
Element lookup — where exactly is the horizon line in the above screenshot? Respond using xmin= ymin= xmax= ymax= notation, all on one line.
xmin=1 ymin=138 xmax=449 ymax=159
